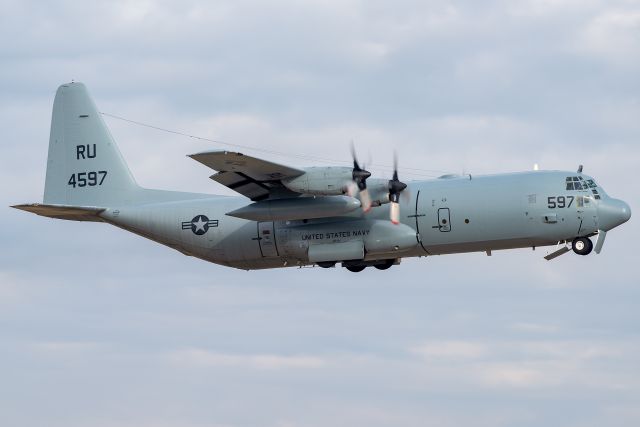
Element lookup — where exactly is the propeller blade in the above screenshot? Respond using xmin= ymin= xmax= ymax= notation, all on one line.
xmin=401 ymin=188 xmax=411 ymax=203
xmin=350 ymin=140 xmax=357 ymax=163
xmin=390 ymin=201 xmax=400 ymax=224
xmin=345 ymin=181 xmax=358 ymax=197
xmin=594 ymin=229 xmax=607 ymax=254
xmin=350 ymin=144 xmax=372 ymax=211
xmin=393 ymin=150 xmax=398 ymax=174
xmin=360 ymin=188 xmax=371 ymax=212
xmin=387 ymin=151 xmax=407 ymax=224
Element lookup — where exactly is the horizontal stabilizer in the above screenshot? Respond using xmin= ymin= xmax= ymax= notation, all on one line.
xmin=11 ymin=203 xmax=105 ymax=222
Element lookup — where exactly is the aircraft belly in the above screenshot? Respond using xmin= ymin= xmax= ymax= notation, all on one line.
xmin=424 ymin=236 xmax=564 ymax=255
xmin=273 ymin=218 xmax=418 ymax=264
xmin=100 ymin=199 xmax=261 ymax=266
xmin=102 ymin=200 xmax=419 ymax=270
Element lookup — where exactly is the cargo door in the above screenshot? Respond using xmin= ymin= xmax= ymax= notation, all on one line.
xmin=257 ymin=221 xmax=279 ymax=257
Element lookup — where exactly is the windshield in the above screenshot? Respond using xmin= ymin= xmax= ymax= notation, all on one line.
xmin=565 ymin=175 xmax=604 ymax=199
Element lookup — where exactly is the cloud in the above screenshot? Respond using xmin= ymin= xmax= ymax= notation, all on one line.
xmin=578 ymin=9 xmax=640 ymax=67
xmin=411 ymin=340 xmax=489 ymax=360
xmin=477 ymin=362 xmax=547 ymax=387
xmin=406 ymin=338 xmax=639 ymax=391
xmin=167 ymin=348 xmax=326 ymax=370
xmin=511 ymin=322 xmax=560 ymax=334
xmin=1 ymin=1 xmax=639 ymax=426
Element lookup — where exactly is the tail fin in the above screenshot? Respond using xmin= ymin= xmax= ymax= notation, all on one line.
xmin=43 ymin=82 xmax=140 ymax=206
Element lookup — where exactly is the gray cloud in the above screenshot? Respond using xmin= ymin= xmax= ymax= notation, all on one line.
xmin=1 ymin=0 xmax=639 ymax=426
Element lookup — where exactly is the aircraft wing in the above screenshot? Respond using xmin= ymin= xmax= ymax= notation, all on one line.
xmin=189 ymin=150 xmax=305 ymax=201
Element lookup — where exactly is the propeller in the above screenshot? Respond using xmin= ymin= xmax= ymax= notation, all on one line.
xmin=388 ymin=152 xmax=407 ymax=224
xmin=351 ymin=144 xmax=372 ymax=212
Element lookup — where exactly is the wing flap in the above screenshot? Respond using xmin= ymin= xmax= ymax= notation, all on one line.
xmin=189 ymin=150 xmax=305 ymax=200
xmin=211 ymin=171 xmax=271 ymax=201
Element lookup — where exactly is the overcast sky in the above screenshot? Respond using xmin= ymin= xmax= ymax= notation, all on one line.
xmin=1 ymin=1 xmax=639 ymax=426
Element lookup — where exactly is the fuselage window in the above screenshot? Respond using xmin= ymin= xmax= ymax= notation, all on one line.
xmin=577 ymin=196 xmax=591 ymax=208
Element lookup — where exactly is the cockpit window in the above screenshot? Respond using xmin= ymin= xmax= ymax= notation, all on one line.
xmin=566 ymin=176 xmax=596 ymax=191
xmin=566 ymin=176 xmax=582 ymax=190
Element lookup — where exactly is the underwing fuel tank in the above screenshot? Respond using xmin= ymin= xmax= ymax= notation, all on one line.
xmin=226 ymin=195 xmax=361 ymax=221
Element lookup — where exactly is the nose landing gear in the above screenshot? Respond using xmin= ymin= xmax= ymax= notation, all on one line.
xmin=572 ymin=237 xmax=593 ymax=255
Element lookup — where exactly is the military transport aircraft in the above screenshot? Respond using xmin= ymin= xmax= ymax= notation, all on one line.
xmin=12 ymin=83 xmax=631 ymax=272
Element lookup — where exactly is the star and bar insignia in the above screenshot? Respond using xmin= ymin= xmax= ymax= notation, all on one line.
xmin=181 ymin=215 xmax=219 ymax=235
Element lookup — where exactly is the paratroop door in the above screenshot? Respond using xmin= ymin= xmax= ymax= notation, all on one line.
xmin=257 ymin=222 xmax=279 ymax=257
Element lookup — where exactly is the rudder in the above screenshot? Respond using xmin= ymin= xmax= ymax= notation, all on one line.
xmin=43 ymin=82 xmax=139 ymax=207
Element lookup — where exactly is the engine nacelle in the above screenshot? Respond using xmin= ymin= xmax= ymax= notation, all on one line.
xmin=282 ymin=167 xmax=353 ymax=195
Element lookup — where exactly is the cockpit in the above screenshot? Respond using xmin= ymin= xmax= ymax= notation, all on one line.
xmin=565 ymin=176 xmax=602 ymax=199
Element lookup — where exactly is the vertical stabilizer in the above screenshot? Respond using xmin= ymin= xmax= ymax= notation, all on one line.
xmin=43 ymin=82 xmax=139 ymax=206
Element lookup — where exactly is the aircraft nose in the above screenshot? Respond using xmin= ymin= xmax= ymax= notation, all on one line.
xmin=598 ymin=198 xmax=631 ymax=231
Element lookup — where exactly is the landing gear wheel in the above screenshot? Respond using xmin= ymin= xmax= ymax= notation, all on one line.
xmin=346 ymin=265 xmax=366 ymax=273
xmin=317 ymin=261 xmax=336 ymax=268
xmin=374 ymin=260 xmax=394 ymax=270
xmin=572 ymin=237 xmax=593 ymax=255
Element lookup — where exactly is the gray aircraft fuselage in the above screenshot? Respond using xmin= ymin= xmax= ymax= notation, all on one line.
xmin=98 ymin=170 xmax=627 ymax=270
xmin=13 ymin=82 xmax=631 ymax=271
